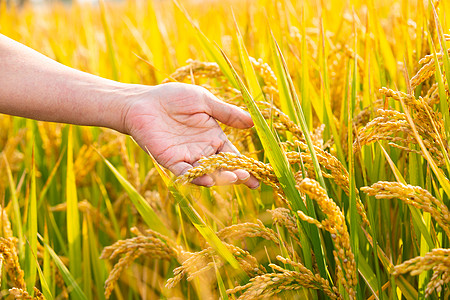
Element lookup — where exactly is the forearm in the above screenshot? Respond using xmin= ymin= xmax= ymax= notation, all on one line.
xmin=0 ymin=34 xmax=132 ymax=132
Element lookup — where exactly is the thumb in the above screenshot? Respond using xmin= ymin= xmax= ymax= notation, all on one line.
xmin=203 ymin=90 xmax=253 ymax=129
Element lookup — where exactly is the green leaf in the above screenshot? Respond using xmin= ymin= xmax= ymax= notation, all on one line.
xmin=348 ymin=47 xmax=359 ymax=278
xmin=430 ymin=1 xmax=450 ymax=138
xmin=25 ymin=146 xmax=38 ymax=294
xmin=66 ymin=126 xmax=82 ymax=281
xmin=82 ymin=216 xmax=92 ymax=300
xmin=378 ymin=142 xmax=434 ymax=249
xmin=103 ymin=156 xmax=173 ymax=238
xmin=99 ymin=0 xmax=119 ymax=81
xmin=319 ymin=19 xmax=346 ymax=165
xmin=39 ymin=235 xmax=88 ymax=300
xmin=396 ymin=92 xmax=450 ymax=199
xmin=3 ymin=155 xmax=24 ymax=254
xmin=358 ymin=256 xmax=380 ymax=300
xmin=232 ymin=13 xmax=264 ymax=103
xmin=174 ymin=0 xmax=238 ymax=88
xmin=214 ymin=258 xmax=229 ymax=300
xmin=300 ymin=7 xmax=312 ymax=129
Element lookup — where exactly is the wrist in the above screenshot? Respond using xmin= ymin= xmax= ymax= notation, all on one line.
xmin=105 ymin=83 xmax=155 ymax=135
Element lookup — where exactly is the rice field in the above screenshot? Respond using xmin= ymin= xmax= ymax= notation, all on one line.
xmin=0 ymin=0 xmax=449 ymax=299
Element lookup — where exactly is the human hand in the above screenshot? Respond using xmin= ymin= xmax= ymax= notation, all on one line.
xmin=120 ymin=82 xmax=260 ymax=188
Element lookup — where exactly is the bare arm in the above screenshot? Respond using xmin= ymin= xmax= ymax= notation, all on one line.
xmin=0 ymin=34 xmax=259 ymax=189
xmin=0 ymin=34 xmax=128 ymax=130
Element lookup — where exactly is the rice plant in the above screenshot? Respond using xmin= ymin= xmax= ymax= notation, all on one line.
xmin=0 ymin=0 xmax=449 ymax=299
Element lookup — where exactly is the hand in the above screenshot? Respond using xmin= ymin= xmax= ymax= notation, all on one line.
xmin=121 ymin=82 xmax=260 ymax=189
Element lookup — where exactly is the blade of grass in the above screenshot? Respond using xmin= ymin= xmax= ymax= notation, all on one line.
xmin=93 ymin=173 xmax=121 ymax=239
xmin=102 ymin=156 xmax=173 ymax=238
xmin=38 ymin=146 xmax=65 ymax=209
xmin=358 ymin=256 xmax=380 ymax=300
xmin=429 ymin=32 xmax=450 ymax=140
xmin=25 ymin=146 xmax=38 ymax=294
xmin=34 ymin=251 xmax=54 ymax=300
xmin=402 ymin=53 xmax=434 ymax=299
xmin=300 ymin=6 xmax=312 ymax=129
xmin=86 ymin=214 xmax=107 ymax=300
xmin=82 ymin=215 xmax=92 ymax=300
xmin=268 ymin=28 xmax=298 ymax=124
xmin=269 ymin=32 xmax=328 ymax=191
xmin=348 ymin=31 xmax=359 ymax=282
xmin=378 ymin=142 xmax=434 ymax=249
xmin=431 ymin=1 xmax=450 ymax=136
xmin=214 ymin=258 xmax=229 ymax=300
xmin=397 ymin=92 xmax=450 ymax=198
xmin=42 ymin=222 xmax=54 ymax=296
xmin=39 ymin=235 xmax=88 ymax=300
xmin=99 ymin=0 xmax=119 ymax=81
xmin=319 ymin=18 xmax=346 ymax=165
xmin=3 ymin=154 xmax=24 ymax=254
xmin=27 ymin=219 xmax=53 ymax=300
xmin=174 ymin=0 xmax=238 ymax=88
xmin=232 ymin=12 xmax=265 ymax=103
xmin=66 ymin=126 xmax=82 ymax=282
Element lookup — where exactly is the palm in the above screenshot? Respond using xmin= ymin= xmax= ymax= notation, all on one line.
xmin=124 ymin=83 xmax=259 ymax=188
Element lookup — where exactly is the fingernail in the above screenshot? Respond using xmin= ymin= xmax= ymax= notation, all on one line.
xmin=205 ymin=177 xmax=215 ymax=187
xmin=250 ymin=182 xmax=260 ymax=190
xmin=230 ymin=174 xmax=238 ymax=184
xmin=236 ymin=171 xmax=250 ymax=181
xmin=240 ymin=174 xmax=251 ymax=181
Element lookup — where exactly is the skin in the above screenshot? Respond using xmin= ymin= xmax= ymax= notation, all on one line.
xmin=0 ymin=34 xmax=259 ymax=189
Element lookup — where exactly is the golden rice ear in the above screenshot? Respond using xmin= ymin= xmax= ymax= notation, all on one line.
xmin=296 ymin=178 xmax=357 ymax=298
xmin=392 ymin=248 xmax=450 ymax=297
xmin=217 ymin=220 xmax=280 ymax=245
xmin=0 ymin=237 xmax=25 ymax=291
xmin=166 ymin=243 xmax=265 ymax=289
xmin=354 ymin=107 xmax=446 ymax=166
xmin=100 ymin=232 xmax=177 ymax=299
xmin=361 ymin=181 xmax=450 ymax=239
xmin=175 ymin=152 xmax=280 ymax=189
xmin=227 ymin=255 xmax=342 ymax=300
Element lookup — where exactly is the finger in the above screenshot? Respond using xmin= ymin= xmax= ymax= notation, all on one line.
xmin=244 ymin=175 xmax=260 ymax=189
xmin=170 ymin=161 xmax=215 ymax=187
xmin=231 ymin=170 xmax=259 ymax=189
xmin=233 ymin=169 xmax=250 ymax=182
xmin=191 ymin=175 xmax=215 ymax=187
xmin=220 ymin=140 xmax=260 ymax=189
xmin=203 ymin=90 xmax=253 ymax=129
xmin=210 ymin=170 xmax=238 ymax=186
